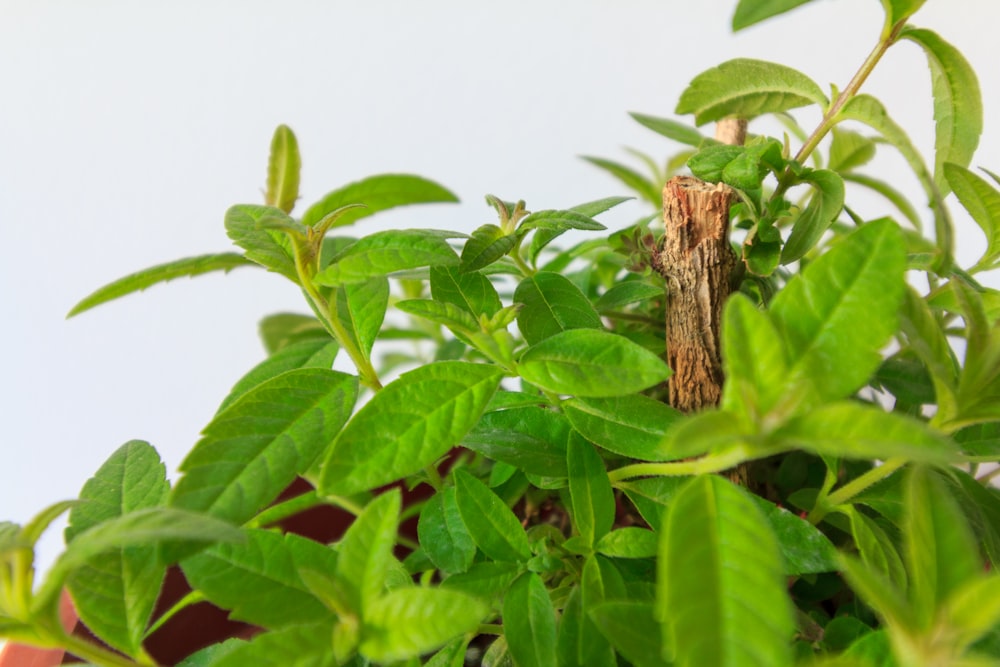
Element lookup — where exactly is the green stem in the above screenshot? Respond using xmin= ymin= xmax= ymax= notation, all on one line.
xmin=477 ymin=623 xmax=503 ymax=635
xmin=771 ymin=23 xmax=902 ymax=202
xmin=44 ymin=627 xmax=148 ymax=667
xmin=608 ymin=447 xmax=748 ymax=484
xmin=808 ymin=457 xmax=907 ymax=525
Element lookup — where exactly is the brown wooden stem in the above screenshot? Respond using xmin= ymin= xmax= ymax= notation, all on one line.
xmin=654 ymin=176 xmax=736 ymax=412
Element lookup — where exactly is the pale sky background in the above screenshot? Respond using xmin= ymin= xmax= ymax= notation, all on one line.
xmin=2 ymin=0 xmax=999 ymax=577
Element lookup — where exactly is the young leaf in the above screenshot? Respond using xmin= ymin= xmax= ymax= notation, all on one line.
xmin=224 ymin=204 xmax=300 ymax=280
xmin=181 ymin=529 xmax=338 ymax=629
xmin=781 ymin=169 xmax=845 ymax=264
xmin=66 ymin=253 xmax=255 ymax=317
xmin=335 ymin=490 xmax=401 ymax=617
xmin=567 ymin=433 xmax=615 ymax=546
xmin=828 ymin=128 xmax=877 ymax=172
xmin=462 ymin=406 xmax=570 ymax=477
xmin=528 ymin=196 xmax=632 ymax=261
xmin=519 ymin=209 xmax=606 ymax=233
xmin=676 ymin=58 xmax=827 ymax=125
xmin=334 ymin=276 xmax=390 ymax=359
xmin=905 ymin=466 xmax=981 ymax=629
xmin=944 ymin=163 xmax=1000 ymax=270
xmin=658 ymin=475 xmax=795 ymax=667
xmin=314 ymin=229 xmax=460 ymax=285
xmin=397 ymin=298 xmax=480 ymax=335
xmin=732 ymin=0 xmax=814 ymax=31
xmin=769 ymin=219 xmax=906 ymax=405
xmin=629 ymin=111 xmax=706 ymax=147
xmin=503 ymin=572 xmax=558 ymax=667
xmin=563 ymin=394 xmax=682 ymax=461
xmin=204 ymin=623 xmax=335 ymax=667
xmin=300 ymin=173 xmax=459 ymax=229
xmin=517 ymin=329 xmax=671 ymax=397
xmin=460 ymin=224 xmax=517 ymax=273
xmin=258 ymin=313 xmax=329 ymax=355
xmin=418 ymin=487 xmax=476 ymax=575
xmin=844 ymin=508 xmax=908 ymax=591
xmin=589 ymin=600 xmax=669 ymax=667
xmin=453 ymin=469 xmax=532 ymax=562
xmin=720 ymin=294 xmax=791 ymax=424
xmin=900 ymin=28 xmax=983 ymax=196
xmin=217 ymin=339 xmax=340 ymax=413
xmin=430 ymin=265 xmax=502 ymax=317
xmin=774 ymin=402 xmax=960 ymax=463
xmin=171 ymin=368 xmax=359 ymax=524
xmin=64 ymin=441 xmax=169 ymax=657
xmin=439 ymin=561 xmax=520 ymax=607
xmin=881 ymin=0 xmax=927 ymax=27
xmin=319 ymin=362 xmax=502 ymax=495
xmin=514 ymin=271 xmax=602 ymax=346
xmin=687 ymin=144 xmax=744 ymax=183
xmin=580 ymin=156 xmax=661 ymax=208
xmin=360 ymin=587 xmax=488 ymax=663
xmin=265 ymin=124 xmax=301 ymax=214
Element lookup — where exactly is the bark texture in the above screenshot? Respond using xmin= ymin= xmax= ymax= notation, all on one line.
xmin=654 ymin=176 xmax=737 ymax=413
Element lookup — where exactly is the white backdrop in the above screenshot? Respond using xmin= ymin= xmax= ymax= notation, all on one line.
xmin=2 ymin=0 xmax=999 ymax=572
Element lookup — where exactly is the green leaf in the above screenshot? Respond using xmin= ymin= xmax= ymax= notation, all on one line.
xmin=314 ymin=229 xmax=460 ymax=285
xmin=503 ymin=572 xmax=557 ymax=667
xmin=844 ymin=508 xmax=908 ymax=592
xmin=519 ymin=209 xmax=607 ymax=233
xmin=567 ymin=433 xmax=615 ymax=546
xmin=67 ymin=253 xmax=255 ymax=317
xmin=945 ymin=163 xmax=1000 ymax=270
xmin=462 ymin=406 xmax=570 ymax=477
xmin=453 ymin=469 xmax=531 ymax=562
xmin=732 ymin=0 xmax=814 ymax=30
xmin=171 ymin=368 xmax=358 ymax=524
xmin=225 ymin=204 xmax=300 ymax=280
xmin=563 ymin=394 xmax=682 ymax=461
xmin=594 ymin=281 xmax=663 ymax=312
xmin=64 ymin=441 xmax=169 ymax=656
xmin=781 ymin=169 xmax=845 ymax=264
xmin=595 ymin=527 xmax=658 ymax=559
xmin=176 ymin=639 xmax=245 ymax=667
xmin=439 ymin=561 xmax=520 ymax=607
xmin=528 ymin=196 xmax=632 ymax=261
xmin=580 ymin=156 xmax=661 ymax=208
xmin=431 ymin=266 xmax=502 ymax=317
xmin=899 ymin=286 xmax=959 ymax=420
xmin=905 ymin=466 xmax=981 ymax=629
xmin=720 ymin=294 xmax=791 ymax=423
xmin=418 ymin=487 xmax=476 ymax=575
xmin=424 ymin=638 xmax=469 ymax=667
xmin=265 ymin=125 xmax=301 ymax=214
xmin=301 ymin=173 xmax=459 ymax=229
xmin=589 ymin=600 xmax=669 ymax=667
xmin=518 ymin=329 xmax=671 ymax=397
xmin=320 ymin=362 xmax=502 ymax=495
xmin=335 ymin=490 xmax=401 ymax=617
xmin=360 ymin=587 xmax=488 ymax=663
xmin=37 ymin=507 xmax=243 ymax=612
xmin=687 ymin=144 xmax=744 ymax=183
xmin=397 ymin=298 xmax=479 ymax=335
xmin=514 ymin=272 xmax=602 ymax=346
xmin=629 ymin=112 xmax=705 ymax=147
xmin=207 ymin=623 xmax=336 ymax=667
xmin=900 ymin=28 xmax=983 ymax=197
xmin=258 ymin=313 xmax=329 ymax=355
xmin=334 ymin=277 xmax=389 ymax=360
xmin=658 ymin=475 xmax=795 ymax=667
xmin=770 ymin=219 xmax=906 ymax=404
xmin=181 ymin=529 xmax=337 ymax=629
xmin=775 ymin=402 xmax=960 ymax=463
xmin=676 ymin=58 xmax=827 ymax=125
xmin=557 ymin=586 xmax=616 ymax=667
xmin=658 ymin=409 xmax=746 ymax=460
xmin=839 ymin=553 xmax=913 ymax=633
xmin=828 ymin=128 xmax=877 ymax=172
xmin=751 ymin=496 xmax=838 ymax=575
xmin=217 ymin=339 xmax=340 ymax=413
xmin=460 ymin=224 xmax=517 ymax=273
xmin=945 ymin=575 xmax=1000 ymax=652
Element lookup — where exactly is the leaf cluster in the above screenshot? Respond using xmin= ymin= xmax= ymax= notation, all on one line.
xmin=5 ymin=1 xmax=1000 ymax=666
